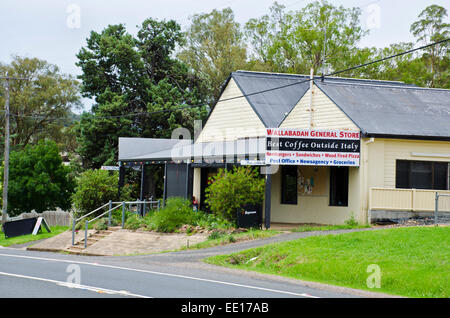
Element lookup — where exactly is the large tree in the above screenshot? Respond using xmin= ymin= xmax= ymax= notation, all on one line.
xmin=0 ymin=56 xmax=81 ymax=155
xmin=76 ymin=19 xmax=208 ymax=169
xmin=244 ymin=1 xmax=367 ymax=75
xmin=178 ymin=8 xmax=247 ymax=102
xmin=335 ymin=4 xmax=449 ymax=88
xmin=410 ymin=4 xmax=449 ymax=88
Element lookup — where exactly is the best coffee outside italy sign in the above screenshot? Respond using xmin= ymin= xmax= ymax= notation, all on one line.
xmin=265 ymin=128 xmax=360 ymax=166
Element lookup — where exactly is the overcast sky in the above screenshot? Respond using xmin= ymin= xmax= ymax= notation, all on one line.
xmin=1 ymin=0 xmax=448 ymax=111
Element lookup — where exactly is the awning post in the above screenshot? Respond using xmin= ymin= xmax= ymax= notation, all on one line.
xmin=264 ymin=169 xmax=272 ymax=229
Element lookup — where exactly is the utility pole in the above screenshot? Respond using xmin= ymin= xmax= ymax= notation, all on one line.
xmin=1 ymin=75 xmax=28 ymax=224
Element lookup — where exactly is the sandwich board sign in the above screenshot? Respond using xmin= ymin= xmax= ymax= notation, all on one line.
xmin=32 ymin=217 xmax=51 ymax=235
xmin=2 ymin=217 xmax=51 ymax=238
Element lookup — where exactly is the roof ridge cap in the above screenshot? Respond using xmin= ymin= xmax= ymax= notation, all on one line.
xmin=318 ymin=81 xmax=450 ymax=92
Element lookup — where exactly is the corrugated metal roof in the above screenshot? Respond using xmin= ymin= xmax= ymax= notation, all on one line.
xmin=231 ymin=71 xmax=450 ymax=139
xmin=118 ymin=138 xmax=191 ymax=161
xmin=119 ymin=137 xmax=265 ymax=161
xmin=232 ymin=71 xmax=310 ymax=127
xmin=315 ymin=81 xmax=450 ymax=138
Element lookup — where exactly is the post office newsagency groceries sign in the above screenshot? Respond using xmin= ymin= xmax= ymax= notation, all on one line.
xmin=265 ymin=128 xmax=360 ymax=166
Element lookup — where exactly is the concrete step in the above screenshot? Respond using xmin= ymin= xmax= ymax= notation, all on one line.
xmin=97 ymin=230 xmax=113 ymax=235
xmin=90 ymin=234 xmax=108 ymax=240
xmin=67 ymin=245 xmax=84 ymax=251
xmin=86 ymin=238 xmax=99 ymax=244
xmin=66 ymin=228 xmax=116 ymax=254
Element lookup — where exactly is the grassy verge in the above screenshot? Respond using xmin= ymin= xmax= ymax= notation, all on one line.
xmin=205 ymin=226 xmax=449 ymax=298
xmin=0 ymin=226 xmax=69 ymax=247
xmin=291 ymin=224 xmax=370 ymax=232
xmin=181 ymin=229 xmax=281 ymax=251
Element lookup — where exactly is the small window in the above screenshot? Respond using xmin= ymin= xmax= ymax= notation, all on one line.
xmin=329 ymin=167 xmax=349 ymax=206
xmin=281 ymin=166 xmax=297 ymax=205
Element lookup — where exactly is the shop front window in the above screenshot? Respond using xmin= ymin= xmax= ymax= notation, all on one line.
xmin=396 ymin=160 xmax=449 ymax=190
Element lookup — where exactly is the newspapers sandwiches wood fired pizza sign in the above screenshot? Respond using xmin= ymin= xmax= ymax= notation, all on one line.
xmin=265 ymin=128 xmax=360 ymax=166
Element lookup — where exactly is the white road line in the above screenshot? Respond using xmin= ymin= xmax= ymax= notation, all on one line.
xmin=0 ymin=271 xmax=150 ymax=298
xmin=0 ymin=252 xmax=320 ymax=298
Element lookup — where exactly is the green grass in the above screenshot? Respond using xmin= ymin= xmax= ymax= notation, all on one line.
xmin=291 ymin=224 xmax=370 ymax=232
xmin=206 ymin=226 xmax=450 ymax=298
xmin=0 ymin=226 xmax=69 ymax=247
xmin=181 ymin=229 xmax=281 ymax=250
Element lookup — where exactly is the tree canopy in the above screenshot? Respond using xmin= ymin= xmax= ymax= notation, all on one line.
xmin=1 ymin=140 xmax=75 ymax=215
xmin=0 ymin=56 xmax=81 ymax=155
xmin=178 ymin=8 xmax=247 ymax=102
xmin=75 ymin=18 xmax=209 ymax=169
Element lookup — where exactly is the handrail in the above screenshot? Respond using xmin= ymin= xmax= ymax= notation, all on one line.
xmin=88 ymin=202 xmax=122 ymax=224
xmin=75 ymin=202 xmax=110 ymax=222
xmin=111 ymin=200 xmax=160 ymax=204
xmin=72 ymin=199 xmax=161 ymax=246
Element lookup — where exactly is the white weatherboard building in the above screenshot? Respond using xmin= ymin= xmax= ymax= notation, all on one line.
xmin=118 ymin=71 xmax=450 ymax=227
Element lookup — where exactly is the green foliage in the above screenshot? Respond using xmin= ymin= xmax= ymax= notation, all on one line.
xmin=0 ymin=56 xmax=81 ymax=155
xmin=1 ymin=140 xmax=75 ymax=216
xmin=75 ymin=18 xmax=208 ymax=169
xmin=178 ymin=8 xmax=247 ymax=102
xmin=192 ymin=211 xmax=234 ymax=230
xmin=205 ymin=166 xmax=265 ymax=222
xmin=151 ymin=197 xmax=195 ymax=232
xmin=71 ymin=169 xmax=132 ymax=217
xmin=124 ymin=214 xmax=145 ymax=231
xmin=344 ymin=213 xmax=359 ymax=227
xmin=120 ymin=198 xmax=234 ymax=233
xmin=244 ymin=1 xmax=367 ymax=74
xmin=93 ymin=218 xmax=109 ymax=231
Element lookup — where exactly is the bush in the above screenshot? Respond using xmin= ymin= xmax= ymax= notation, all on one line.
xmin=152 ymin=197 xmax=194 ymax=232
xmin=121 ymin=198 xmax=236 ymax=233
xmin=192 ymin=211 xmax=234 ymax=230
xmin=124 ymin=214 xmax=145 ymax=230
xmin=205 ymin=166 xmax=265 ymax=222
xmin=71 ymin=169 xmax=132 ymax=218
xmin=1 ymin=140 xmax=76 ymax=216
xmin=93 ymin=218 xmax=109 ymax=231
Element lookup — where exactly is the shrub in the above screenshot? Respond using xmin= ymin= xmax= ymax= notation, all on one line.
xmin=345 ymin=213 xmax=359 ymax=227
xmin=1 ymin=140 xmax=76 ymax=216
xmin=71 ymin=169 xmax=132 ymax=218
xmin=205 ymin=166 xmax=265 ymax=222
xmin=193 ymin=211 xmax=234 ymax=230
xmin=93 ymin=218 xmax=109 ymax=231
xmin=152 ymin=197 xmax=194 ymax=232
xmin=124 ymin=214 xmax=144 ymax=230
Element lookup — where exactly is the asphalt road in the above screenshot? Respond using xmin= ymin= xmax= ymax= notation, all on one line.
xmin=0 ymin=229 xmax=388 ymax=299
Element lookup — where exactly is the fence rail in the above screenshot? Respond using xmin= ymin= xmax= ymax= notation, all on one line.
xmin=369 ymin=187 xmax=450 ymax=212
xmin=7 ymin=210 xmax=72 ymax=227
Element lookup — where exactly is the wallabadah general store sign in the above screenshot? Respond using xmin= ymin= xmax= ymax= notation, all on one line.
xmin=265 ymin=128 xmax=360 ymax=166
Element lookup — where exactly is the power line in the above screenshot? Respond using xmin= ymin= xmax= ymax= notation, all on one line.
xmin=326 ymin=37 xmax=450 ymax=78
xmin=1 ymin=38 xmax=448 ymax=122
